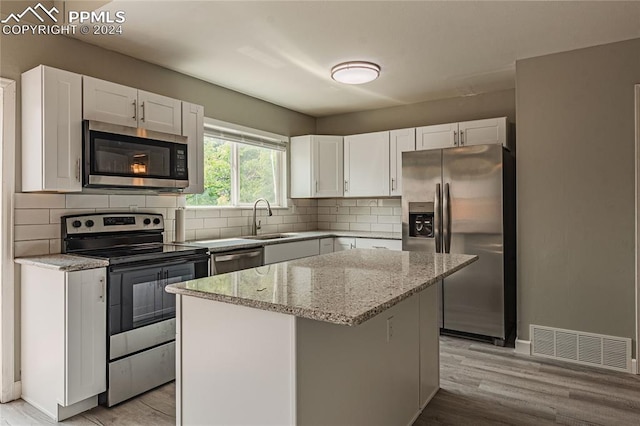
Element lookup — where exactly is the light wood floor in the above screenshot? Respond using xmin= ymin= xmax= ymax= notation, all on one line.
xmin=2 ymin=336 xmax=639 ymax=425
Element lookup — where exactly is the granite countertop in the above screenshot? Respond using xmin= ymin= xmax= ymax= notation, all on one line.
xmin=188 ymin=230 xmax=401 ymax=253
xmin=166 ymin=249 xmax=477 ymax=326
xmin=15 ymin=254 xmax=109 ymax=272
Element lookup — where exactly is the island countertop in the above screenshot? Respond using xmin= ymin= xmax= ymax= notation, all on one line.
xmin=166 ymin=249 xmax=477 ymax=326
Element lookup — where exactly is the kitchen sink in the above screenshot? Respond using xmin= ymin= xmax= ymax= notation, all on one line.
xmin=244 ymin=233 xmax=298 ymax=240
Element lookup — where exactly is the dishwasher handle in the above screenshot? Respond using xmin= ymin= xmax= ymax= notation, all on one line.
xmin=214 ymin=250 xmax=262 ymax=262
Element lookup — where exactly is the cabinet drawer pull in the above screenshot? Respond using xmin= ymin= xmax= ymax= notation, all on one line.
xmin=372 ymin=246 xmax=388 ymax=249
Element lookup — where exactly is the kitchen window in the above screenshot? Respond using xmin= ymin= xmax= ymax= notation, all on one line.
xmin=187 ymin=119 xmax=287 ymax=207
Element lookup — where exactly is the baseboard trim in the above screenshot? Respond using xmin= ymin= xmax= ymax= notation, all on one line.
xmin=514 ymin=338 xmax=531 ymax=355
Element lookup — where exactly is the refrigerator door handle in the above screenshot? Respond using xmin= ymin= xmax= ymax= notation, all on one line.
xmin=443 ymin=182 xmax=451 ymax=253
xmin=434 ymin=183 xmax=442 ymax=253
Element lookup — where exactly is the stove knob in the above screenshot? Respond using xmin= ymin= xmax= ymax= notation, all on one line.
xmin=72 ymin=220 xmax=82 ymax=228
xmin=85 ymin=220 xmax=94 ymax=228
xmin=143 ymin=218 xmax=151 ymax=225
xmin=153 ymin=218 xmax=161 ymax=225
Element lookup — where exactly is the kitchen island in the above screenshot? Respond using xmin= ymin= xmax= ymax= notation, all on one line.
xmin=166 ymin=249 xmax=477 ymax=426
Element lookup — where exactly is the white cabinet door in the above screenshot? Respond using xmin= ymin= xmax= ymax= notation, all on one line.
xmin=21 ymin=265 xmax=106 ymax=420
xmin=458 ymin=117 xmax=507 ymax=147
xmin=138 ymin=90 xmax=182 ymax=135
xmin=355 ymin=238 xmax=402 ymax=251
xmin=290 ymin=135 xmax=343 ymax=198
xmin=290 ymin=135 xmax=312 ymax=198
xmin=313 ymin=136 xmax=344 ymax=197
xmin=22 ymin=65 xmax=83 ymax=192
xmin=389 ymin=128 xmax=416 ymax=196
xmin=319 ymin=238 xmax=334 ymax=254
xmin=334 ymin=237 xmax=356 ymax=251
xmin=83 ymin=76 xmax=137 ymax=127
xmin=264 ymin=240 xmax=320 ymax=265
xmin=83 ymin=77 xmax=182 ymax=135
xmin=416 ymin=123 xmax=458 ymax=150
xmin=344 ymin=131 xmax=390 ymax=197
xmin=182 ymin=102 xmax=205 ymax=194
xmin=66 ymin=269 xmax=107 ymax=405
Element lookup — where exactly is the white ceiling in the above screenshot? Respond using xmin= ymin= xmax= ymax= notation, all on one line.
xmin=76 ymin=1 xmax=640 ymax=117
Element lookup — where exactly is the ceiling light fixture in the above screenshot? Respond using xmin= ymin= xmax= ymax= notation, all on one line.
xmin=331 ymin=61 xmax=381 ymax=85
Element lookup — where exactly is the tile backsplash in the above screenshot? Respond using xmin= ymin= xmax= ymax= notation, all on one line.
xmin=316 ymin=198 xmax=402 ymax=233
xmin=13 ymin=193 xmax=400 ymax=258
xmin=13 ymin=193 xmax=318 ymax=257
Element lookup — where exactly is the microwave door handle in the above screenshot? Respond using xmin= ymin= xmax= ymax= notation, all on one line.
xmin=434 ymin=183 xmax=441 ymax=253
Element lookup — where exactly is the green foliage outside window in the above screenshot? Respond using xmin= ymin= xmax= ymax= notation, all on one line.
xmin=186 ymin=135 xmax=282 ymax=207
xmin=186 ymin=137 xmax=232 ymax=206
xmin=238 ymin=144 xmax=278 ymax=204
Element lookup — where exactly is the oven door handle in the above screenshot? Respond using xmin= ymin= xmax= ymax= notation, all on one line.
xmin=109 ymin=253 xmax=209 ymax=273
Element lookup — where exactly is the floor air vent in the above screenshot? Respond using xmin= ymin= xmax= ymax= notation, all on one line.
xmin=530 ymin=325 xmax=631 ymax=373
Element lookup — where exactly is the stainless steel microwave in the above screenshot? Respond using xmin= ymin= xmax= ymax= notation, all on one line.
xmin=83 ymin=120 xmax=189 ymax=191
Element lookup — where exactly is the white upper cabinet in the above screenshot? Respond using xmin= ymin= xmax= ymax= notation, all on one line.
xmin=458 ymin=117 xmax=506 ymax=147
xmin=417 ymin=117 xmax=508 ymax=151
xmin=82 ymin=76 xmax=137 ymax=128
xmin=389 ymin=128 xmax=416 ymax=196
xmin=83 ymin=76 xmax=182 ymax=135
xmin=344 ymin=131 xmax=390 ymax=197
xmin=22 ymin=65 xmax=83 ymax=192
xmin=290 ymin=135 xmax=343 ymax=198
xmin=416 ymin=123 xmax=458 ymax=150
xmin=137 ymin=90 xmax=182 ymax=135
xmin=182 ymin=102 xmax=205 ymax=194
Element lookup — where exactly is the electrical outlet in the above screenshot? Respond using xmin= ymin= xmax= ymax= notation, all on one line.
xmin=387 ymin=316 xmax=394 ymax=342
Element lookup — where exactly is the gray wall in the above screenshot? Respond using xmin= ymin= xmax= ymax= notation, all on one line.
xmin=316 ymin=89 xmax=515 ymax=135
xmin=516 ymin=38 xmax=640 ymax=343
xmin=0 ymin=31 xmax=316 ymax=142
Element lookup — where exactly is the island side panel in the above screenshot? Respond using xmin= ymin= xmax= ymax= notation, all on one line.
xmin=177 ymin=295 xmax=296 ymax=426
xmin=419 ymin=284 xmax=440 ymax=408
xmin=296 ymin=294 xmax=421 ymax=426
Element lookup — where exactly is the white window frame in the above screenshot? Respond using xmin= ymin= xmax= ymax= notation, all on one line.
xmin=187 ymin=118 xmax=288 ymax=208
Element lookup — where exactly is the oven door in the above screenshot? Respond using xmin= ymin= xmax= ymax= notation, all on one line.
xmin=108 ymin=255 xmax=208 ymax=335
xmin=83 ymin=120 xmax=188 ymax=190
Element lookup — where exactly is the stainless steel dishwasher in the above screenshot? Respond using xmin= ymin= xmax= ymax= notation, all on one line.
xmin=211 ymin=247 xmax=264 ymax=275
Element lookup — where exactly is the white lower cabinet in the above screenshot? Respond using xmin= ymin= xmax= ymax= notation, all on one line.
xmin=319 ymin=238 xmax=334 ymax=254
xmin=355 ymin=238 xmax=402 ymax=251
xmin=264 ymin=239 xmax=321 ymax=265
xmin=334 ymin=237 xmax=356 ymax=252
xmin=21 ymin=266 xmax=106 ymax=421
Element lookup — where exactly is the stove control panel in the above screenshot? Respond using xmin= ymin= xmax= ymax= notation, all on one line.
xmin=62 ymin=213 xmax=165 ymax=235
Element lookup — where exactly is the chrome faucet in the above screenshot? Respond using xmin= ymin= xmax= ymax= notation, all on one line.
xmin=252 ymin=198 xmax=273 ymax=235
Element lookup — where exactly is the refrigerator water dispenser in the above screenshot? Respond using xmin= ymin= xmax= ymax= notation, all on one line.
xmin=408 ymin=202 xmax=434 ymax=238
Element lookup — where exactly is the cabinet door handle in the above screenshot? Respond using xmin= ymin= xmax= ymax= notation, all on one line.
xmin=99 ymin=276 xmax=105 ymax=302
xmin=315 ymin=180 xmax=319 ymax=193
xmin=453 ymin=130 xmax=458 ymax=146
xmin=460 ymin=130 xmax=465 ymax=146
xmin=344 ymin=180 xmax=348 ymax=192
xmin=132 ymin=99 xmax=137 ymax=120
xmin=140 ymin=101 xmax=145 ymax=122
xmin=391 ymin=178 xmax=395 ymax=191
xmin=75 ymin=158 xmax=81 ymax=182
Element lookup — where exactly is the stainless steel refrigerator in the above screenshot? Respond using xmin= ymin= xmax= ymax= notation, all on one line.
xmin=402 ymin=144 xmax=516 ymax=346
